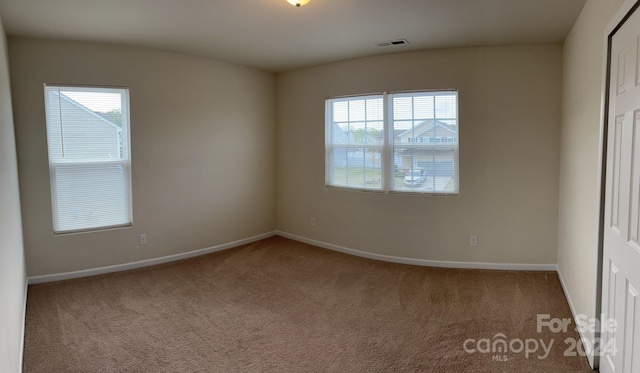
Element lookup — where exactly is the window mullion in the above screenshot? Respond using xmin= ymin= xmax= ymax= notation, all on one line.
xmin=325 ymin=100 xmax=331 ymax=186
xmin=363 ymin=99 xmax=367 ymax=186
xmin=384 ymin=92 xmax=393 ymax=192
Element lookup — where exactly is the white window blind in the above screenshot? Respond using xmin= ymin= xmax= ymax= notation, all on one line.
xmin=325 ymin=90 xmax=458 ymax=194
xmin=44 ymin=85 xmax=132 ymax=234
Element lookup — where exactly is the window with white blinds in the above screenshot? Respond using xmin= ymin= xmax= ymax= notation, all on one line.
xmin=44 ymin=85 xmax=132 ymax=234
xmin=326 ymin=90 xmax=458 ymax=194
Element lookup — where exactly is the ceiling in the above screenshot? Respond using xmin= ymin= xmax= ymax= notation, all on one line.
xmin=0 ymin=0 xmax=587 ymax=73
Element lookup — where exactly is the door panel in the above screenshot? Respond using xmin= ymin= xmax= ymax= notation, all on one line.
xmin=602 ymin=4 xmax=640 ymax=373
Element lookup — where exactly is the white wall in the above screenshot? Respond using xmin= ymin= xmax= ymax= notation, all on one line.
xmin=0 ymin=16 xmax=27 ymax=373
xmin=557 ymin=0 xmax=625 ymax=366
xmin=9 ymin=37 xmax=277 ymax=277
xmin=277 ymin=45 xmax=562 ymax=265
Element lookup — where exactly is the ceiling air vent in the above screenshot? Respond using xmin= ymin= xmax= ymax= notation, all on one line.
xmin=376 ymin=39 xmax=409 ymax=47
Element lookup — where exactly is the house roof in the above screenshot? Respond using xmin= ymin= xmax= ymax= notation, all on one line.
xmin=398 ymin=120 xmax=456 ymax=138
xmin=48 ymin=90 xmax=121 ymax=131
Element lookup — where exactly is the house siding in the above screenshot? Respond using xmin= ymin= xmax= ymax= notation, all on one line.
xmin=46 ymin=92 xmax=120 ymax=161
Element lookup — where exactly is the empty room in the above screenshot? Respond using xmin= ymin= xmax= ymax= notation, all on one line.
xmin=1 ymin=0 xmax=639 ymax=371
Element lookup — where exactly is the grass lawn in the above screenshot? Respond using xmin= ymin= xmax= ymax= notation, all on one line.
xmin=331 ymin=167 xmax=455 ymax=192
xmin=331 ymin=167 xmax=381 ymax=188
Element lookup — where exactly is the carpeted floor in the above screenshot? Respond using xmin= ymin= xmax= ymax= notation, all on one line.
xmin=23 ymin=236 xmax=594 ymax=372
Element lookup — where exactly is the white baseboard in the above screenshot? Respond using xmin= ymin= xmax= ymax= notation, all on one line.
xmin=27 ymin=231 xmax=277 ymax=284
xmin=27 ymin=230 xmax=558 ymax=285
xmin=275 ymin=231 xmax=557 ymax=271
xmin=19 ymin=276 xmax=27 ymax=373
xmin=556 ymin=266 xmax=595 ymax=369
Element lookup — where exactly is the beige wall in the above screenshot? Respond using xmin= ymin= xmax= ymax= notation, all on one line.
xmin=557 ymin=0 xmax=625 ymax=364
xmin=9 ymin=37 xmax=277 ymax=277
xmin=0 ymin=16 xmax=27 ymax=373
xmin=277 ymin=45 xmax=562 ymax=264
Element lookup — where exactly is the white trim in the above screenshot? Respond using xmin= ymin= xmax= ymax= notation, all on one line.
xmin=27 ymin=231 xmax=277 ymax=284
xmin=557 ymin=266 xmax=595 ymax=368
xmin=26 ymin=230 xmax=557 ymax=286
xmin=606 ymin=0 xmax=640 ymax=33
xmin=19 ymin=276 xmax=27 ymax=373
xmin=275 ymin=231 xmax=557 ymax=271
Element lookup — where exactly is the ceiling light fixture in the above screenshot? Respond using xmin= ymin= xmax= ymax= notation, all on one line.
xmin=287 ymin=0 xmax=310 ymax=7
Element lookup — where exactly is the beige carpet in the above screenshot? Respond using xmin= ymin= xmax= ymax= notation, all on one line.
xmin=23 ymin=236 xmax=593 ymax=372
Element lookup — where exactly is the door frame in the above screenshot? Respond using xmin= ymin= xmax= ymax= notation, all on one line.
xmin=597 ymin=0 xmax=640 ymax=369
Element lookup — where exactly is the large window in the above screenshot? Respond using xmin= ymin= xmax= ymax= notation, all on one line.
xmin=326 ymin=90 xmax=458 ymax=194
xmin=44 ymin=85 xmax=132 ymax=234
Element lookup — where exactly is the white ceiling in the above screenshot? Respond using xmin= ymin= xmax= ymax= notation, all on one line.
xmin=0 ymin=0 xmax=586 ymax=73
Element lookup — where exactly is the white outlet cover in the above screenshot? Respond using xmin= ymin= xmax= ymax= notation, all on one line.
xmin=470 ymin=235 xmax=478 ymax=247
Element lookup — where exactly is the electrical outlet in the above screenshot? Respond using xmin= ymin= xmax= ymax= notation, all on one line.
xmin=310 ymin=217 xmax=317 ymax=227
xmin=470 ymin=235 xmax=478 ymax=247
xmin=139 ymin=233 xmax=147 ymax=245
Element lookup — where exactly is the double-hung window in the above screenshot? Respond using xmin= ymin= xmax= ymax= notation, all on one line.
xmin=326 ymin=90 xmax=458 ymax=194
xmin=44 ymin=85 xmax=133 ymax=234
xmin=325 ymin=95 xmax=384 ymax=189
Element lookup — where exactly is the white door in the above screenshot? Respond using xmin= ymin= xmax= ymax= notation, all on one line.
xmin=602 ymin=5 xmax=640 ymax=373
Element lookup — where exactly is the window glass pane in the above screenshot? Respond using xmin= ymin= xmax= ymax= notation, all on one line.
xmin=331 ymin=123 xmax=348 ymax=144
xmin=46 ymin=88 xmax=127 ymax=163
xmin=366 ymin=98 xmax=383 ymax=121
xmin=362 ymin=148 xmax=382 ymax=188
xmin=435 ymin=95 xmax=457 ymax=118
xmin=393 ymin=96 xmax=412 ymax=120
xmin=413 ymin=96 xmax=434 ymax=119
xmin=394 ymin=121 xmax=413 ymax=144
xmin=367 ymin=121 xmax=383 ymax=145
xmin=394 ymin=147 xmax=424 ymax=192
xmin=329 ymin=148 xmax=348 ymax=186
xmin=333 ymin=101 xmax=349 ymax=122
xmin=391 ymin=91 xmax=458 ymax=194
xmin=327 ymin=95 xmax=384 ymax=191
xmin=329 ymin=147 xmax=382 ymax=189
xmin=348 ymin=99 xmax=366 ymax=121
xmin=348 ymin=122 xmax=366 ymax=144
xmin=417 ymin=153 xmax=457 ymax=193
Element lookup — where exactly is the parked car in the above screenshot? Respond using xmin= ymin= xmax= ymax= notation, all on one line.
xmin=404 ymin=168 xmax=426 ymax=186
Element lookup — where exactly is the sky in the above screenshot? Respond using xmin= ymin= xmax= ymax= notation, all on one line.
xmin=61 ymin=91 xmax=122 ymax=113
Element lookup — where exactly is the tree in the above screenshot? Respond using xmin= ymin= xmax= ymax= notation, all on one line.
xmin=351 ymin=128 xmax=381 ymax=143
xmin=101 ymin=109 xmax=122 ymax=127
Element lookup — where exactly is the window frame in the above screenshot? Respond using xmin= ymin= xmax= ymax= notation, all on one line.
xmin=324 ymin=94 xmax=385 ymax=192
xmin=44 ymin=84 xmax=133 ymax=235
xmin=325 ymin=90 xmax=459 ymax=195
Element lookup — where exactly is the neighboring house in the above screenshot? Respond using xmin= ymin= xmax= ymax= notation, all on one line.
xmin=46 ymin=91 xmax=122 ymax=161
xmin=398 ymin=120 xmax=457 ymax=144
xmin=396 ymin=120 xmax=457 ymax=177
xmin=331 ymin=121 xmax=456 ymax=175
xmin=330 ymin=122 xmax=349 ymax=145
xmin=330 ymin=122 xmax=349 ymax=167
